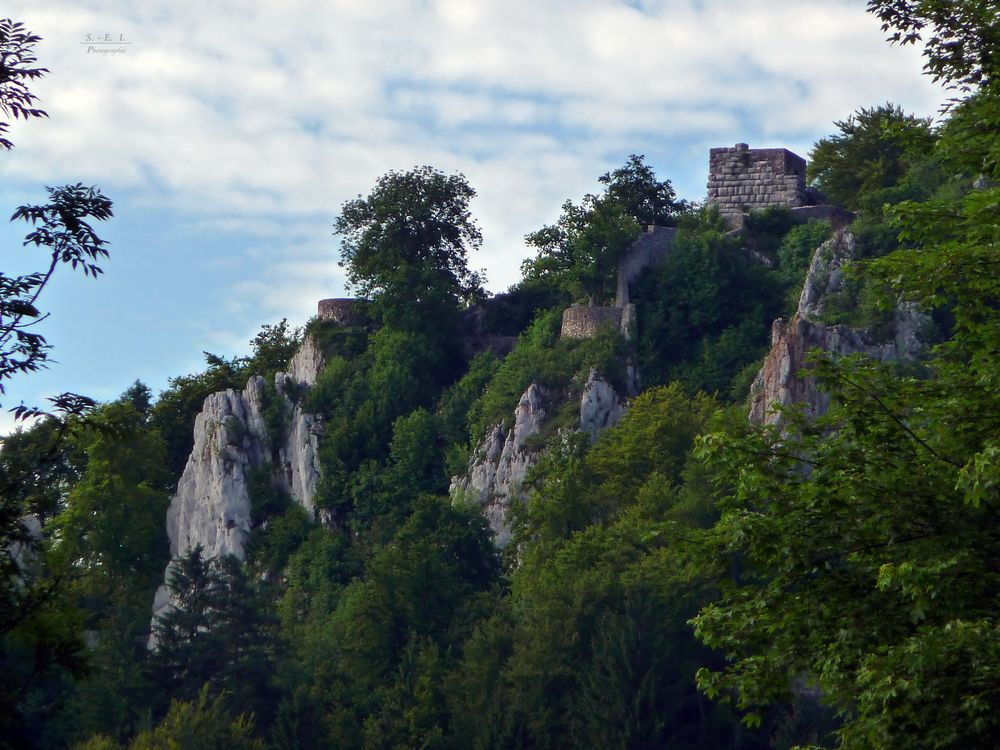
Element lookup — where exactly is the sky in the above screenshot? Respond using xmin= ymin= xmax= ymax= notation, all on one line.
xmin=1 ymin=0 xmax=947 ymax=435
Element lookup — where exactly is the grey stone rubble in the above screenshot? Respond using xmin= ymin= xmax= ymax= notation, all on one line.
xmin=149 ymin=335 xmax=325 ymax=642
xmin=451 ymin=369 xmax=626 ymax=547
xmin=749 ymin=229 xmax=925 ymax=424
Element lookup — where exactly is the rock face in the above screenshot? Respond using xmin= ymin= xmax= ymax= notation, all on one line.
xmin=150 ymin=335 xmax=325 ymax=634
xmin=452 ymin=371 xmax=626 ymax=546
xmin=750 ymin=230 xmax=924 ymax=424
xmin=287 ymin=333 xmax=325 ymax=387
xmin=580 ymin=368 xmax=623 ymax=438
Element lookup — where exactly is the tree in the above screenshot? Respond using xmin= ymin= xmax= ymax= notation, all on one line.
xmin=0 ymin=22 xmax=113 ymax=744
xmin=0 ymin=19 xmax=47 ymax=151
xmin=151 ymin=548 xmax=279 ymax=718
xmin=866 ymin=0 xmax=1000 ymax=90
xmin=690 ymin=4 xmax=1000 ymax=744
xmin=75 ymin=688 xmax=265 ymax=750
xmin=55 ymin=401 xmax=171 ymax=595
xmin=0 ymin=19 xmax=113 ymax=421
xmin=523 ymin=194 xmax=639 ymax=306
xmin=598 ymin=153 xmax=684 ymax=228
xmin=522 ymin=155 xmax=679 ymax=305
xmin=806 ymin=103 xmax=936 ymax=212
xmin=244 ymin=318 xmax=301 ymax=378
xmin=2 ymin=183 xmax=113 ymax=421
xmin=334 ymin=166 xmax=484 ymax=329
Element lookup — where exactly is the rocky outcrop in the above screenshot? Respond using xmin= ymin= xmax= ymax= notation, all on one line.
xmin=287 ymin=334 xmax=325 ymax=387
xmin=452 ymin=371 xmax=626 ymax=546
xmin=451 ymin=384 xmax=547 ymax=548
xmin=151 ymin=335 xmax=325 ymax=635
xmin=749 ymin=230 xmax=924 ymax=424
xmin=274 ymin=377 xmax=322 ymax=517
xmin=580 ymin=368 xmax=623 ymax=438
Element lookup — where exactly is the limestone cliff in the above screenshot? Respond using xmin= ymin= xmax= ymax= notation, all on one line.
xmin=452 ymin=368 xmax=625 ymax=546
xmin=749 ymin=229 xmax=924 ymax=424
xmin=150 ymin=336 xmax=325 ymax=632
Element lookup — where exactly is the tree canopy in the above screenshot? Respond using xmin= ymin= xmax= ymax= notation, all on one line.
xmin=867 ymin=0 xmax=1000 ymax=90
xmin=806 ymin=103 xmax=936 ymax=212
xmin=521 ymin=154 xmax=680 ymax=305
xmin=689 ymin=2 xmax=1000 ymax=745
xmin=334 ymin=166 xmax=484 ymax=329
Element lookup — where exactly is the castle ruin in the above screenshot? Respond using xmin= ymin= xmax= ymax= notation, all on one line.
xmin=322 ymin=144 xmax=850 ymax=345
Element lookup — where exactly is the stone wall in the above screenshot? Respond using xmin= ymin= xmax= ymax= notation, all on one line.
xmin=561 ymin=306 xmax=622 ymax=339
xmin=616 ymin=226 xmax=677 ymax=305
xmin=707 ymin=143 xmax=807 ymax=225
xmin=560 ymin=303 xmax=636 ymax=340
xmin=317 ymin=298 xmax=363 ymax=325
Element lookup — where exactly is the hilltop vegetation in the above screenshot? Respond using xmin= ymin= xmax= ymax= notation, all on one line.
xmin=3 ymin=2 xmax=1000 ymax=748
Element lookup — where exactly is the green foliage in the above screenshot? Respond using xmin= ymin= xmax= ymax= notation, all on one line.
xmin=866 ymin=0 xmax=1000 ymax=90
xmin=775 ymin=220 xmax=835 ymax=313
xmin=634 ymin=217 xmax=785 ymax=396
xmin=691 ymin=28 xmax=1000 ymax=740
xmin=245 ymin=318 xmax=301 ymax=379
xmin=523 ymin=196 xmax=639 ymax=305
xmin=56 ymin=402 xmax=171 ymax=596
xmin=934 ymin=89 xmax=1000 ymax=177
xmin=258 ymin=379 xmax=289 ymax=447
xmin=521 ymin=155 xmax=681 ymax=305
xmin=0 ymin=416 xmax=85 ymax=522
xmin=435 ymin=351 xmax=501 ymax=469
xmin=283 ymin=497 xmax=499 ymax=747
xmin=80 ymin=688 xmax=265 ymax=750
xmin=807 ymin=103 xmax=936 ymax=211
xmin=466 ymin=308 xmax=628 ymax=442
xmin=302 ymin=316 xmax=369 ymax=361
xmin=462 ymin=388 xmax=765 ymax=749
xmin=307 ymin=326 xmax=455 ymax=522
xmin=245 ymin=470 xmax=310 ymax=576
xmin=741 ymin=205 xmax=798 ymax=258
xmin=152 ymin=549 xmax=279 ymax=724
xmin=598 ymin=153 xmax=686 ymax=227
xmin=335 ymin=166 xmax=484 ymax=331
xmin=9 ymin=401 xmax=173 ymax=748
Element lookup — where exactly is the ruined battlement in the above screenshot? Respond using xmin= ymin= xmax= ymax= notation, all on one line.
xmin=317 ymin=298 xmax=364 ymax=326
xmin=616 ymin=225 xmax=677 ymax=306
xmin=561 ymin=303 xmax=636 ymax=340
xmin=707 ymin=143 xmax=808 ymax=225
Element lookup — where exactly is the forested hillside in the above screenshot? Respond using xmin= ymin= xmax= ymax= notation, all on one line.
xmin=2 ymin=1 xmax=999 ymax=748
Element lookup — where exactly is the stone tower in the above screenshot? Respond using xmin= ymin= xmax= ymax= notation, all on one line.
xmin=707 ymin=143 xmax=808 ymax=226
